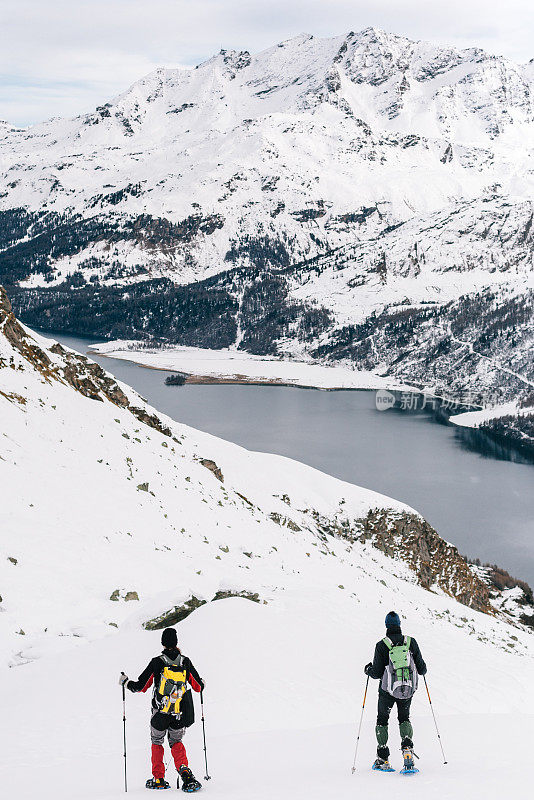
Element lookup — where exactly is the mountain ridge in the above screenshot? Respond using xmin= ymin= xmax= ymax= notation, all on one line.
xmin=0 ymin=27 xmax=532 ymax=447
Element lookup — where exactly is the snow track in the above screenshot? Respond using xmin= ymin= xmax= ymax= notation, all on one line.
xmin=0 ymin=597 xmax=531 ymax=799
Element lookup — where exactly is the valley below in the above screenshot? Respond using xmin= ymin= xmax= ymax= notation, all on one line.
xmin=47 ymin=330 xmax=534 ymax=588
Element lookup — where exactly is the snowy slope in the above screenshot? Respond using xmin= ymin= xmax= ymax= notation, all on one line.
xmin=2 ymin=29 xmax=532 ymax=232
xmin=0 ymin=597 xmax=533 ymax=800
xmin=5 ymin=277 xmax=526 ymax=659
xmin=1 ymin=287 xmax=533 ymax=798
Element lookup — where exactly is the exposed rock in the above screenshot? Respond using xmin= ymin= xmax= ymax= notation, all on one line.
xmin=212 ymin=590 xmax=260 ymax=603
xmin=1 ymin=284 xmax=174 ymax=439
xmin=199 ymin=458 xmax=224 ymax=482
xmin=1 ymin=299 xmax=54 ymax=379
xmin=0 ymin=285 xmax=12 ymax=314
xmin=356 ymin=510 xmax=492 ymax=613
xmin=144 ymin=590 xmax=262 ymax=629
xmin=110 ymin=589 xmax=120 ymax=601
xmin=312 ymin=506 xmax=493 ymax=613
xmin=144 ymin=596 xmax=207 ymax=629
xmin=130 ymin=407 xmax=172 ymax=437
xmin=270 ymin=512 xmax=301 ymax=531
xmin=124 ymin=591 xmax=139 ymax=601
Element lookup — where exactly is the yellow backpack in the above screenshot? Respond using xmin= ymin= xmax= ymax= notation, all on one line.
xmin=157 ymin=654 xmax=187 ymax=715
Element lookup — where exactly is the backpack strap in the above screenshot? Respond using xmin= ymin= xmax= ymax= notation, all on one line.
xmin=405 ymin=636 xmax=411 ymax=649
xmin=161 ymin=653 xmax=183 ymax=668
xmin=382 ymin=637 xmax=393 ymax=650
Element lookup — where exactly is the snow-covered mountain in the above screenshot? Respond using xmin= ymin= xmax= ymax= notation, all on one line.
xmin=1 ymin=285 xmax=533 ymax=798
xmin=0 ymin=28 xmax=533 ymax=430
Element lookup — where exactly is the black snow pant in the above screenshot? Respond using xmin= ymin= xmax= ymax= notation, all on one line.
xmin=375 ymin=688 xmax=413 ymax=759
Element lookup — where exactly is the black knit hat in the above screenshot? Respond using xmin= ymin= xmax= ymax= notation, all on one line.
xmin=161 ymin=627 xmax=178 ymax=648
xmin=385 ymin=611 xmax=401 ymax=629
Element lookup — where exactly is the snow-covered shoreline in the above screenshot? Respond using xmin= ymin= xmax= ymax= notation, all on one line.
xmin=88 ymin=341 xmax=419 ymax=392
xmin=450 ymin=401 xmax=532 ymax=428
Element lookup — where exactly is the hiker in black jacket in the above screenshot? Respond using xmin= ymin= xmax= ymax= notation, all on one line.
xmin=119 ymin=628 xmax=205 ymax=791
xmin=364 ymin=611 xmax=427 ymax=772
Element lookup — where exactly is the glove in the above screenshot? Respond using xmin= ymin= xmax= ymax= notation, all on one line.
xmin=364 ymin=663 xmax=373 ymax=676
xmin=119 ymin=672 xmax=129 ymax=687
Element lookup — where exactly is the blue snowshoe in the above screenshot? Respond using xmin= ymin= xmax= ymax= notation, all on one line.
xmin=400 ymin=748 xmax=419 ymax=775
xmin=372 ymin=758 xmax=395 ymax=772
xmin=178 ymin=767 xmax=202 ymax=793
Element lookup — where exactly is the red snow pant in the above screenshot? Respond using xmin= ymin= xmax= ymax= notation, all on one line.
xmin=150 ymin=711 xmax=188 ymax=780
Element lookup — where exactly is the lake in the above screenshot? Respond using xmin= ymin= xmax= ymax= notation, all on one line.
xmin=45 ymin=331 xmax=534 ymax=586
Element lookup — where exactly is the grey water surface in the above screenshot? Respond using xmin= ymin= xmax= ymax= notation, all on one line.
xmin=48 ymin=331 xmax=534 ymax=585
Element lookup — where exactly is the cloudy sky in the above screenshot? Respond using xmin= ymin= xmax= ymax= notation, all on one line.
xmin=2 ymin=0 xmax=533 ymax=127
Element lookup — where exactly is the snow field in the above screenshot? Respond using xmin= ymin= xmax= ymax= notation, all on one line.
xmin=87 ymin=342 xmax=417 ymax=390
xmin=1 ymin=322 xmax=533 ymax=799
xmin=0 ymin=595 xmax=531 ymax=799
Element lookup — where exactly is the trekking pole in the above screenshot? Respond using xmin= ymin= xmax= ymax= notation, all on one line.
xmin=424 ymin=676 xmax=447 ymax=764
xmin=200 ymin=690 xmax=211 ymax=781
xmin=351 ymin=675 xmax=369 ymax=773
xmin=121 ymin=672 xmax=128 ymax=792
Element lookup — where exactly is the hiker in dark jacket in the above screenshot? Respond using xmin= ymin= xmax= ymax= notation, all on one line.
xmin=119 ymin=628 xmax=205 ymax=791
xmin=364 ymin=611 xmax=427 ymax=772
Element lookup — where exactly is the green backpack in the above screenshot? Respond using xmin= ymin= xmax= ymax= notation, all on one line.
xmin=380 ymin=636 xmax=418 ymax=699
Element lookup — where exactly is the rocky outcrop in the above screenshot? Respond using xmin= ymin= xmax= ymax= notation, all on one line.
xmin=1 ymin=285 xmax=172 ymax=438
xmin=312 ymin=506 xmax=494 ymax=613
xmin=143 ymin=590 xmax=262 ymax=629
xmin=109 ymin=589 xmax=139 ymax=601
xmin=199 ymin=459 xmax=224 ymax=482
xmin=1 ymin=286 xmax=57 ymax=378
xmin=356 ymin=510 xmax=493 ymax=613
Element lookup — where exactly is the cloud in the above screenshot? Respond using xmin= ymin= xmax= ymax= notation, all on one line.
xmin=2 ymin=0 xmax=533 ymax=126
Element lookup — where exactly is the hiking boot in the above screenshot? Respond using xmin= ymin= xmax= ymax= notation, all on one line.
xmin=146 ymin=777 xmax=170 ymax=789
xmin=372 ymin=757 xmax=394 ymax=772
xmin=402 ymin=747 xmax=416 ymax=771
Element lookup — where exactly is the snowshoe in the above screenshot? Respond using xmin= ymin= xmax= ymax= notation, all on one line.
xmin=372 ymin=757 xmax=395 ymax=772
xmin=146 ymin=777 xmax=171 ymax=789
xmin=400 ymin=748 xmax=419 ymax=775
xmin=178 ymin=767 xmax=202 ymax=793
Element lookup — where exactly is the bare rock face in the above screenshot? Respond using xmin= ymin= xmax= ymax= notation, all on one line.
xmin=144 ymin=596 xmax=207 ymax=629
xmin=0 ymin=285 xmax=12 ymax=315
xmin=144 ymin=590 xmax=261 ymax=629
xmin=1 ymin=283 xmax=172 ymax=438
xmin=313 ymin=504 xmax=495 ymax=613
xmin=199 ymin=458 xmax=224 ymax=482
xmin=1 ymin=286 xmax=55 ymax=377
xmin=357 ymin=510 xmax=492 ymax=613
